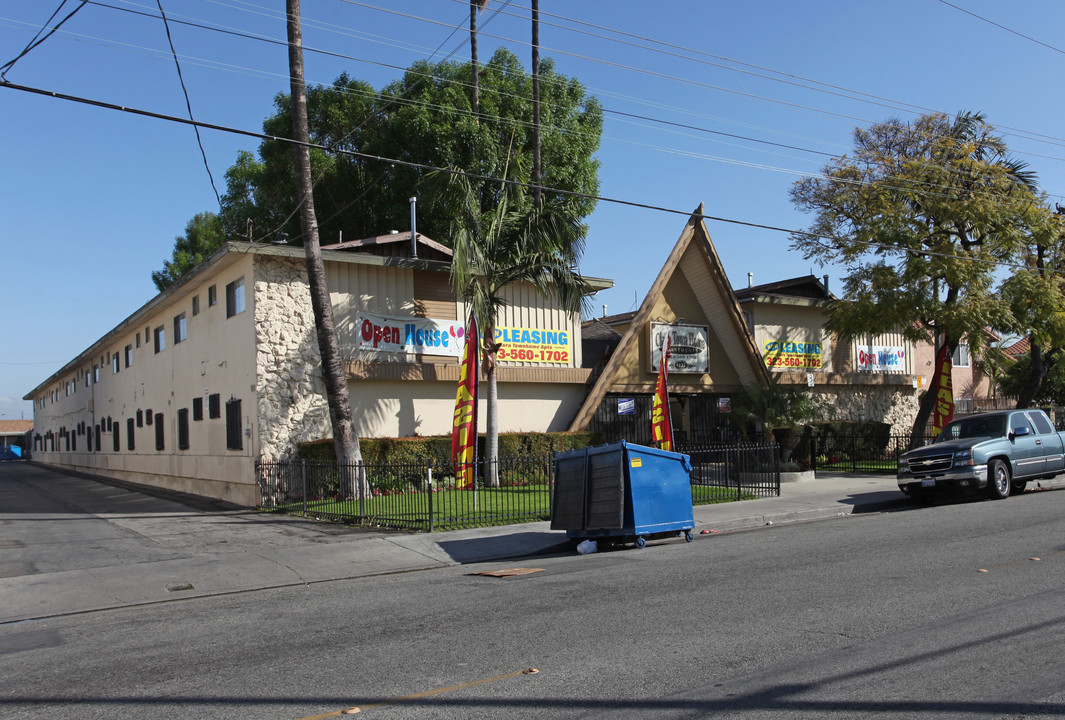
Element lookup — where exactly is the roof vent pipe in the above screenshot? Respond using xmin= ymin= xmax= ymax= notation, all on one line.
xmin=748 ymin=272 xmax=753 ymax=288
xmin=823 ymin=274 xmax=829 ymax=297
xmin=409 ymin=196 xmax=418 ymax=259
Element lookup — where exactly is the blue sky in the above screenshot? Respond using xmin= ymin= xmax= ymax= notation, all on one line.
xmin=3 ymin=0 xmax=1065 ymax=421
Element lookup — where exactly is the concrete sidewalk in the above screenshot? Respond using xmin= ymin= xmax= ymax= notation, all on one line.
xmin=0 ymin=464 xmax=921 ymax=625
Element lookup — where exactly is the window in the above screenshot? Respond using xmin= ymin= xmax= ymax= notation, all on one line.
xmin=225 ymin=398 xmax=243 ymax=450
xmin=178 ymin=409 xmax=190 ymax=450
xmin=952 ymin=343 xmax=970 ymax=368
xmin=127 ymin=418 xmax=135 ymax=451
xmin=1029 ymin=411 xmax=1054 ymax=435
xmin=174 ymin=313 xmax=187 ymax=344
xmin=94 ymin=425 xmax=101 ymax=452
xmin=208 ymin=393 xmax=221 ymax=419
xmin=136 ymin=333 xmax=141 ymax=349
xmin=154 ymin=326 xmax=166 ymax=353
xmin=1010 ymin=413 xmax=1031 ymax=436
xmin=93 ymin=366 xmax=100 ymax=383
xmin=192 ymin=397 xmax=203 ymax=422
xmin=124 ymin=344 xmax=133 ymax=368
xmin=208 ymin=284 xmax=217 ymax=306
xmin=155 ymin=413 xmax=165 ymax=451
xmin=112 ymin=424 xmax=120 ymax=452
xmin=192 ymin=295 xmax=200 ymax=316
xmin=146 ymin=409 xmax=153 ymax=425
xmin=136 ymin=409 xmax=143 ymax=427
xmin=226 ymin=277 xmax=245 ymax=318
xmin=113 ymin=354 xmax=119 ymax=374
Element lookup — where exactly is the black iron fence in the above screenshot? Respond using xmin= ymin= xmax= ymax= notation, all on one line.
xmin=677 ymin=443 xmax=781 ymax=501
xmin=257 ymin=441 xmax=782 ymax=531
xmin=792 ymin=434 xmax=938 ymax=474
xmin=257 ymin=455 xmax=555 ymax=532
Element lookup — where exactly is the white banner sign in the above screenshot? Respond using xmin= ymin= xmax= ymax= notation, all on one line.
xmin=855 ymin=345 xmax=906 ymax=372
xmin=356 ymin=312 xmax=466 ymax=358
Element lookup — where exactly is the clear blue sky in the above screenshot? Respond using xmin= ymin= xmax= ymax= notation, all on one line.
xmin=3 ymin=0 xmax=1064 ymax=421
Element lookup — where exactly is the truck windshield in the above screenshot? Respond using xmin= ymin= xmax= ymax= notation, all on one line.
xmin=937 ymin=415 xmax=1007 ymax=442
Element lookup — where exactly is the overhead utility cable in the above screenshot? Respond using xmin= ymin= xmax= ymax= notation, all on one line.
xmin=155 ymin=0 xmax=222 ymax=208
xmin=0 ymin=79 xmax=1050 ymax=277
xmin=0 ymin=0 xmax=87 ymax=81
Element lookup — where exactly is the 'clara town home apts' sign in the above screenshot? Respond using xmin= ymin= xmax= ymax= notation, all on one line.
xmin=649 ymin=322 xmax=709 ymax=373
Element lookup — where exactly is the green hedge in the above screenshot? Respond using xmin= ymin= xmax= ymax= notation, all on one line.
xmin=298 ymin=430 xmax=602 ymax=466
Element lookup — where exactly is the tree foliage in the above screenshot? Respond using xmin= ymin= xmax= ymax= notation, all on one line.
xmin=151 ymin=211 xmax=226 ymax=292
xmin=216 ymin=48 xmax=601 ymax=247
xmin=444 ymin=153 xmax=591 ymax=485
xmin=790 ymin=111 xmax=1051 ymax=439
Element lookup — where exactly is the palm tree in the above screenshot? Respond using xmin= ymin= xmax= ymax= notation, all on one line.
xmin=445 ymin=161 xmax=590 ymax=486
xmin=470 ymin=0 xmax=489 ymax=123
xmin=731 ymin=376 xmax=827 ymax=465
xmin=285 ymin=0 xmax=366 ymax=498
xmin=531 ymin=0 xmax=541 ymax=206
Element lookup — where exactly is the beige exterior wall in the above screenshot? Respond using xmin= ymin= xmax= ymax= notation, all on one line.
xmin=28 ymin=251 xmax=261 ymax=505
xmin=29 ymin=243 xmax=599 ymax=505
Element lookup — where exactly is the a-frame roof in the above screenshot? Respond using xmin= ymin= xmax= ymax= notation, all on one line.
xmin=569 ymin=204 xmax=770 ymax=431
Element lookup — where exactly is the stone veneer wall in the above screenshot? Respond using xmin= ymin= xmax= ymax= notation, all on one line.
xmin=811 ymin=384 xmax=920 ymax=436
xmin=254 ymin=256 xmax=331 ymax=462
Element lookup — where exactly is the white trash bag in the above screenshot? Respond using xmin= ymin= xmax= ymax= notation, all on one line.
xmin=576 ymin=539 xmax=598 ymax=555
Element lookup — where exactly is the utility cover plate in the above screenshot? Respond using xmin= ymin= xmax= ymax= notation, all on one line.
xmin=467 ymin=568 xmax=545 ymax=578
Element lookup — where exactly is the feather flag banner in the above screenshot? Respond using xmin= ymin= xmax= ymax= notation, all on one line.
xmin=451 ymin=312 xmax=479 ymax=489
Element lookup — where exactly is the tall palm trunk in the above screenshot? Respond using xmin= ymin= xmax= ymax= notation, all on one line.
xmin=285 ymin=0 xmax=365 ymax=497
xmin=470 ymin=1 xmax=488 ymax=123
xmin=531 ymin=0 xmax=541 ymax=205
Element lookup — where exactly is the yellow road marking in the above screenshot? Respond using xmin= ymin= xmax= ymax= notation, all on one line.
xmin=296 ymin=668 xmax=536 ymax=719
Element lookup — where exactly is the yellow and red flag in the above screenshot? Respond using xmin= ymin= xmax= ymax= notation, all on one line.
xmin=651 ymin=333 xmax=674 ymax=451
xmin=932 ymin=343 xmax=954 ymax=436
xmin=452 ymin=312 xmax=479 ymax=488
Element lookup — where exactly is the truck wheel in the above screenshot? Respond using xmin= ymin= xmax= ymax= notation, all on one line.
xmin=1011 ymin=479 xmax=1028 ymax=495
xmin=987 ymin=459 xmax=1011 ymax=500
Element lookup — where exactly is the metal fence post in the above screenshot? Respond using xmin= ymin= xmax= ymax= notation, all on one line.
xmin=301 ymin=459 xmax=307 ymax=516
xmin=427 ymin=459 xmax=434 ymax=533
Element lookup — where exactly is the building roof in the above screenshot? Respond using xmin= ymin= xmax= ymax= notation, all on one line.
xmin=0 ymin=420 xmax=33 ymax=435
xmin=1003 ymin=336 xmax=1030 ymax=357
xmin=321 ymin=232 xmax=454 ymax=262
xmin=733 ymin=274 xmax=834 ymax=303
xmin=569 ymin=203 xmax=770 ymax=431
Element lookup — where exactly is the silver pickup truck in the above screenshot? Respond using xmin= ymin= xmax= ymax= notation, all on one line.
xmin=897 ymin=409 xmax=1065 ymax=500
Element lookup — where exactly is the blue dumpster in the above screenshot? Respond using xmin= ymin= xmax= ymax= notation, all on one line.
xmin=552 ymin=441 xmax=695 ymax=548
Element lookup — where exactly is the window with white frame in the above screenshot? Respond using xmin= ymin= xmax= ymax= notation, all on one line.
xmin=952 ymin=342 xmax=970 ymax=368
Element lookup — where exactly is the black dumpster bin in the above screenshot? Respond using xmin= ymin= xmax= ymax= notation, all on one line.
xmin=552 ymin=441 xmax=695 ymax=548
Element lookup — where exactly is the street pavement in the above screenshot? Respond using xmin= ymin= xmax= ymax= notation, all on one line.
xmin=3 ymin=461 xmax=1060 ymax=626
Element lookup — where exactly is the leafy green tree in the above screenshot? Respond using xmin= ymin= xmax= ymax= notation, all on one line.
xmin=217 ymin=48 xmax=601 ymax=248
xmin=444 ymin=156 xmax=590 ymax=486
xmin=999 ymin=352 xmax=1065 ymax=406
xmin=731 ymin=376 xmax=828 ymax=464
xmin=790 ymin=111 xmax=1048 ymax=444
xmin=151 ymin=212 xmax=225 ymax=292
xmin=998 ymin=208 xmax=1065 ymax=407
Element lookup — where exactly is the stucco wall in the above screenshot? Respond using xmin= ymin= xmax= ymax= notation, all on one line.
xmin=811 ymin=385 xmax=921 ymax=436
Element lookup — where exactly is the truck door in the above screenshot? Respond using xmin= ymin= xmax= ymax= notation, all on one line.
xmin=1009 ymin=412 xmax=1044 ymax=478
xmin=1027 ymin=411 xmax=1064 ymax=474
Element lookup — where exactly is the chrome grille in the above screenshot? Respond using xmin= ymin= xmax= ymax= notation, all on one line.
xmin=906 ymin=453 xmax=954 ymax=474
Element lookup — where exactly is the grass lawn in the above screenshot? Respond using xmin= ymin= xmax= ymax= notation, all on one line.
xmin=268 ymin=482 xmax=764 ymax=530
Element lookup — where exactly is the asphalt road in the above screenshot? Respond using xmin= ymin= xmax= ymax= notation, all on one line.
xmin=4 ymin=470 xmax=1065 ymax=719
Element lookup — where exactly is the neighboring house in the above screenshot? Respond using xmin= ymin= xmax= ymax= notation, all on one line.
xmin=26 ymin=233 xmax=611 ymax=505
xmin=572 ymin=206 xmax=923 ymax=441
xmin=0 ymin=419 xmax=32 ymax=458
xmin=911 ymin=330 xmax=1000 ymax=416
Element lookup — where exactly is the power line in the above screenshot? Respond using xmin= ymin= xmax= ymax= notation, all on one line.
xmin=936 ymin=0 xmax=1065 ymax=57
xmin=1 ymin=78 xmax=1053 ymax=277
xmin=1 ymin=0 xmax=87 ymax=81
xmin=155 ymin=0 xmax=222 ymax=208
